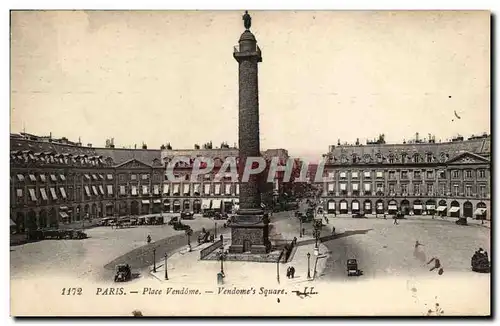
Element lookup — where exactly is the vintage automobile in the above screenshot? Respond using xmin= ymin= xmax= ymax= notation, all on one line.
xmin=26 ymin=229 xmax=45 ymax=241
xmin=347 ymin=259 xmax=361 ymax=277
xmin=471 ymin=250 xmax=490 ymax=273
xmin=167 ymin=216 xmax=179 ymax=225
xmin=153 ymin=216 xmax=164 ymax=225
xmin=214 ymin=212 xmax=228 ymax=220
xmin=70 ymin=230 xmax=88 ymax=239
xmin=202 ymin=210 xmax=216 ymax=218
xmin=43 ymin=228 xmax=66 ymax=239
xmin=173 ymin=221 xmax=192 ymax=231
xmin=180 ymin=211 xmax=195 ymax=220
xmin=198 ymin=228 xmax=215 ymax=244
xmin=352 ymin=211 xmax=366 ymax=219
xmin=456 ymin=217 xmax=468 ymax=226
xmin=114 ymin=264 xmax=132 ymax=282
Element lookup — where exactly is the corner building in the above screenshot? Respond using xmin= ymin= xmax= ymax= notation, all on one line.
xmin=319 ymin=136 xmax=491 ymax=219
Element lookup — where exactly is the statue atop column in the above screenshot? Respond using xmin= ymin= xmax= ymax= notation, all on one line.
xmin=243 ymin=10 xmax=251 ymax=30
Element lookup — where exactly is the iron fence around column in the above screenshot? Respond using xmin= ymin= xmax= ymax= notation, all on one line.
xmin=200 ymin=238 xmax=223 ymax=259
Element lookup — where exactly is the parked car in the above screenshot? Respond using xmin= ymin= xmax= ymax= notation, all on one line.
xmin=352 ymin=212 xmax=366 ymax=219
xmin=202 ymin=210 xmax=216 ymax=218
xmin=347 ymin=259 xmax=362 ymax=276
xmin=180 ymin=211 xmax=194 ymax=219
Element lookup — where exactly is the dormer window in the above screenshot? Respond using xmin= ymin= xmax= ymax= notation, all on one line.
xmin=388 ymin=154 xmax=395 ymax=164
xmin=426 ymin=153 xmax=433 ymax=163
xmin=401 ymin=153 xmax=407 ymax=164
xmin=413 ymin=153 xmax=420 ymax=163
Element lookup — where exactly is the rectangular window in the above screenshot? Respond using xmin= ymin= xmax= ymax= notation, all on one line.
xmin=351 ymin=172 xmax=358 ymax=179
xmin=363 ymin=171 xmax=370 ymax=178
xmin=389 ymin=184 xmax=395 ymax=193
xmin=120 ymin=185 xmax=126 ymax=195
xmin=439 ymin=170 xmax=446 ymax=179
xmin=479 ymin=169 xmax=486 ymax=178
xmin=204 ymin=184 xmax=211 ymax=195
xmin=465 ymin=185 xmax=472 ymax=196
xmin=214 ymin=184 xmax=221 ymax=195
xmin=183 ymin=184 xmax=190 ymax=195
xmin=413 ymin=184 xmax=420 ymax=195
xmin=16 ymin=189 xmax=23 ymax=197
xmin=143 ymin=185 xmax=149 ymax=195
xmin=364 ymin=183 xmax=371 ymax=193
xmin=439 ymin=184 xmax=445 ymax=195
xmin=352 ymin=183 xmax=359 ymax=191
xmin=142 ymin=174 xmax=149 ymax=180
xmin=426 ymin=170 xmax=434 ymax=179
xmin=453 ymin=184 xmax=459 ymax=196
xmin=376 ymin=171 xmax=383 ymax=178
xmin=465 ymin=170 xmax=472 ymax=178
xmin=340 ymin=172 xmax=347 ymax=179
xmin=130 ymin=174 xmax=137 ymax=181
xmin=479 ymin=185 xmax=486 ymax=197
xmin=401 ymin=171 xmax=408 ymax=179
xmin=327 ymin=183 xmax=334 ymax=192
xmin=427 ymin=184 xmax=433 ymax=194
xmin=388 ymin=171 xmax=395 ymax=180
xmin=452 ymin=170 xmax=459 ymax=178
xmin=340 ymin=183 xmax=347 ymax=191
xmin=413 ymin=171 xmax=421 ymax=179
xmin=401 ymin=184 xmax=407 ymax=194
xmin=225 ymin=184 xmax=232 ymax=195
xmin=376 ymin=183 xmax=384 ymax=192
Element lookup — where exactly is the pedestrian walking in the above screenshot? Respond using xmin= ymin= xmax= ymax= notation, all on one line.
xmin=146 ymin=234 xmax=151 ymax=244
xmin=290 ymin=266 xmax=296 ymax=278
xmin=286 ymin=266 xmax=291 ymax=279
xmin=393 ymin=216 xmax=398 ymax=225
xmin=414 ymin=240 xmax=423 ymax=249
xmin=331 ymin=226 xmax=336 ymax=235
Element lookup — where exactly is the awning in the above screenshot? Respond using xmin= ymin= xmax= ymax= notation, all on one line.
xmin=84 ymin=186 xmax=91 ymax=197
xmin=16 ymin=174 xmax=24 ymax=181
xmin=40 ymin=174 xmax=46 ymax=182
xmin=60 ymin=174 xmax=66 ymax=181
xmin=40 ymin=188 xmax=48 ymax=201
xmin=92 ymin=186 xmax=98 ymax=196
xmin=50 ymin=188 xmax=57 ymax=200
xmin=142 ymin=186 xmax=149 ymax=195
xmin=352 ymin=202 xmax=360 ymax=210
xmin=449 ymin=207 xmax=460 ymax=213
xmin=10 ymin=219 xmax=16 ymax=226
xmin=173 ymin=201 xmax=181 ymax=206
xmin=98 ymin=185 xmax=105 ymax=195
xmin=28 ymin=188 xmax=37 ymax=201
xmin=142 ymin=200 xmax=150 ymax=205
xmin=107 ymin=185 xmax=113 ymax=195
xmin=60 ymin=187 xmax=67 ymax=199
xmin=388 ymin=205 xmax=397 ymax=210
xmin=413 ymin=205 xmax=423 ymax=210
xmin=59 ymin=206 xmax=68 ymax=210
xmin=426 ymin=205 xmax=436 ymax=210
xmin=163 ymin=184 xmax=170 ymax=194
xmin=29 ymin=174 xmax=36 ymax=182
xmin=153 ymin=185 xmax=159 ymax=195
xmin=16 ymin=189 xmax=23 ymax=197
xmin=474 ymin=208 xmax=487 ymax=215
xmin=59 ymin=212 xmax=69 ymax=219
xmin=131 ymin=186 xmax=137 ymax=196
xmin=153 ymin=199 xmax=162 ymax=204
xmin=212 ymin=199 xmax=222 ymax=209
xmin=50 ymin=174 xmax=57 ymax=182
xmin=202 ymin=199 xmax=212 ymax=209
xmin=164 ymin=201 xmax=170 ymax=206
xmin=437 ymin=206 xmax=447 ymax=212
xmin=223 ymin=199 xmax=233 ymax=203
xmin=106 ymin=203 xmax=114 ymax=206
xmin=84 ymin=174 xmax=90 ymax=180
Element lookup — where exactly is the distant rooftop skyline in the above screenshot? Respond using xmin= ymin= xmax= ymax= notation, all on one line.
xmin=11 ymin=11 xmax=490 ymax=161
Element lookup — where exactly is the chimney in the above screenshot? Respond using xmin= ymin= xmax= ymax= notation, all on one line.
xmin=142 ymin=143 xmax=147 ymax=150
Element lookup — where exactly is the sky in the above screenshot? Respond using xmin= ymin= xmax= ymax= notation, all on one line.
xmin=10 ymin=10 xmax=490 ymax=160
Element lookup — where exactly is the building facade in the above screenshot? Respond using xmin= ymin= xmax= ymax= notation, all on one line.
xmin=319 ymin=136 xmax=491 ymax=219
xmin=10 ymin=135 xmax=163 ymax=232
xmin=160 ymin=148 xmax=289 ymax=214
xmin=10 ymin=134 xmax=289 ymax=231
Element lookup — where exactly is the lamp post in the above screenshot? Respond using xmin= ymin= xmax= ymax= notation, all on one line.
xmin=153 ymin=248 xmax=156 ymax=273
xmin=307 ymin=252 xmax=311 ymax=279
xmin=215 ymin=221 xmax=217 ymax=238
xmin=164 ymin=253 xmax=168 ymax=280
xmin=299 ymin=212 xmax=303 ymax=238
xmin=185 ymin=228 xmax=193 ymax=252
xmin=217 ymin=248 xmax=228 ymax=274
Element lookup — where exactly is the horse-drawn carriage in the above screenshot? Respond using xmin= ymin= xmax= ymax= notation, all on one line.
xmin=114 ymin=264 xmax=132 ymax=282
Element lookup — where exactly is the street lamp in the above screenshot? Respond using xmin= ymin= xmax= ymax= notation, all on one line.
xmin=298 ymin=212 xmax=303 ymax=238
xmin=215 ymin=221 xmax=217 ymax=238
xmin=153 ymin=248 xmax=156 ymax=273
xmin=185 ymin=228 xmax=193 ymax=252
xmin=164 ymin=253 xmax=168 ymax=280
xmin=307 ymin=252 xmax=311 ymax=279
xmin=217 ymin=248 xmax=228 ymax=274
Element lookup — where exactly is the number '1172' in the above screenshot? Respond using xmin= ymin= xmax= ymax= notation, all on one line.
xmin=61 ymin=287 xmax=82 ymax=295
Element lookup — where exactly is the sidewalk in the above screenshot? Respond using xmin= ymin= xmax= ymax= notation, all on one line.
xmin=148 ymin=232 xmax=329 ymax=287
